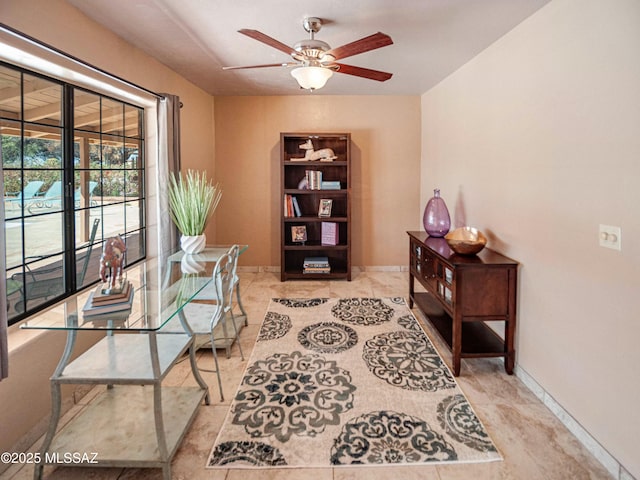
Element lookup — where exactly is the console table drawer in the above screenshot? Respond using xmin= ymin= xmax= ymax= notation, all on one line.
xmin=458 ymin=268 xmax=515 ymax=317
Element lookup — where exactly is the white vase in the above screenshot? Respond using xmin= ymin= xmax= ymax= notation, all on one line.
xmin=180 ymin=234 xmax=206 ymax=254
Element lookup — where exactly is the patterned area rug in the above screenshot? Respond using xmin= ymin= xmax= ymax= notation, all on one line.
xmin=207 ymin=297 xmax=501 ymax=468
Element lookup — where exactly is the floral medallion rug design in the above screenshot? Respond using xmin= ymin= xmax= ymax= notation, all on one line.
xmin=207 ymin=297 xmax=501 ymax=469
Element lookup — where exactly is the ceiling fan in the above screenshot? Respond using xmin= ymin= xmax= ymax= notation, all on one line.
xmin=222 ymin=17 xmax=393 ymax=91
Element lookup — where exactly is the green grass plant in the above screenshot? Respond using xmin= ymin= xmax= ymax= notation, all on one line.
xmin=168 ymin=170 xmax=222 ymax=236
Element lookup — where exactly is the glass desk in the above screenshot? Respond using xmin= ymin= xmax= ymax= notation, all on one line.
xmin=20 ymin=253 xmax=221 ymax=480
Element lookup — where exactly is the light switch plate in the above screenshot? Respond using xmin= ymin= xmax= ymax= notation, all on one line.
xmin=599 ymin=224 xmax=621 ymax=251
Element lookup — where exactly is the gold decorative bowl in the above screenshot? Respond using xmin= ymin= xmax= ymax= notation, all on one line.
xmin=445 ymin=227 xmax=487 ymax=255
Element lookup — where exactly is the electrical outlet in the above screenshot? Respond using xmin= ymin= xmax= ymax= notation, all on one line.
xmin=599 ymin=224 xmax=621 ymax=251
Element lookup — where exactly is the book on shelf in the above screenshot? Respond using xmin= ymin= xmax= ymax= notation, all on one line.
xmin=321 ymin=222 xmax=339 ymax=246
xmin=304 ymin=256 xmax=329 ymax=266
xmin=304 ymin=267 xmax=331 ymax=274
xmin=284 ymin=194 xmax=291 ymax=217
xmin=82 ymin=286 xmax=134 ymax=317
xmin=321 ymin=181 xmax=341 ymax=190
xmin=305 ymin=170 xmax=323 ymax=190
xmin=304 ymin=268 xmax=331 ymax=274
xmin=283 ymin=194 xmax=303 ymax=217
xmin=292 ymin=196 xmax=302 ymax=217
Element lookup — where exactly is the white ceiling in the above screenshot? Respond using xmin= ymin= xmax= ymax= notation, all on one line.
xmin=67 ymin=0 xmax=550 ymax=96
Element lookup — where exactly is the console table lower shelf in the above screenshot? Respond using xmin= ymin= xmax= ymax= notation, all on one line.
xmin=46 ymin=385 xmax=205 ymax=469
xmin=412 ymin=291 xmax=508 ymax=359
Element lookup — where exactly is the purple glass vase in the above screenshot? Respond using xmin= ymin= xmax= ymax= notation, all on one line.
xmin=423 ymin=188 xmax=451 ymax=237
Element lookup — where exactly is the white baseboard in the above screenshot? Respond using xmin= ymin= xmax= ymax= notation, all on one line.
xmin=358 ymin=265 xmax=410 ymax=272
xmin=236 ymin=266 xmax=277 ymax=273
xmin=236 ymin=266 xmax=409 ymax=273
xmin=515 ymin=364 xmax=634 ymax=480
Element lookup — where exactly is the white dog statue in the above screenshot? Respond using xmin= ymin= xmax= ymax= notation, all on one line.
xmin=292 ymin=139 xmax=337 ymax=161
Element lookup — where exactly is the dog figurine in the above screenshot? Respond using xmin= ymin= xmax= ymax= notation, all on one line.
xmin=100 ymin=235 xmax=127 ymax=290
xmin=293 ymin=139 xmax=337 ymax=161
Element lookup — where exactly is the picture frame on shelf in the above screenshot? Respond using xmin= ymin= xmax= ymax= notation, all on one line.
xmin=318 ymin=199 xmax=333 ymax=217
xmin=291 ymin=225 xmax=307 ymax=243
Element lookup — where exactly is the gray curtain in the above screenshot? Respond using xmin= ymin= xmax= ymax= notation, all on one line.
xmin=0 ymin=142 xmax=8 ymax=380
xmin=157 ymin=94 xmax=182 ymax=264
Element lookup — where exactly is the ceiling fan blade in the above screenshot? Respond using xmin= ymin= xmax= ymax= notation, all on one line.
xmin=333 ymin=63 xmax=393 ymax=82
xmin=223 ymin=63 xmax=296 ymax=70
xmin=323 ymin=32 xmax=393 ymax=61
xmin=238 ymin=29 xmax=297 ymax=56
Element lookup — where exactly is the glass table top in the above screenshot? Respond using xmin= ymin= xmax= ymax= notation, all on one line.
xmin=19 ymin=245 xmax=246 ymax=332
xmin=165 ymin=245 xmax=248 ymax=263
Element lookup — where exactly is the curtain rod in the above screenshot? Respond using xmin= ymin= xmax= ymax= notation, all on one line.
xmin=0 ymin=22 xmax=165 ymax=100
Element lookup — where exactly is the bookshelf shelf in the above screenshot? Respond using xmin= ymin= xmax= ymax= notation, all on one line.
xmin=284 ymin=244 xmax=349 ymax=250
xmin=283 ymin=216 xmax=348 ymax=223
xmin=283 ymin=189 xmax=346 ymax=194
xmin=280 ymin=133 xmax=351 ymax=281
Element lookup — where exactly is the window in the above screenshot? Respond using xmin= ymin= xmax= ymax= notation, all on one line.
xmin=2 ymin=62 xmax=146 ymax=326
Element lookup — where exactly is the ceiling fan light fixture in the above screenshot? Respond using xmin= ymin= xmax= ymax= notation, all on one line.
xmin=291 ymin=66 xmax=333 ymax=91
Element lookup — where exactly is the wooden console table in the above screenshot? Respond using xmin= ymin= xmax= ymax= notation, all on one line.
xmin=407 ymin=231 xmax=518 ymax=376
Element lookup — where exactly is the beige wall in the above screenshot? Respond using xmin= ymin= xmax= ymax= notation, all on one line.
xmin=421 ymin=0 xmax=640 ymax=476
xmin=0 ymin=0 xmax=215 ymax=459
xmin=213 ymin=96 xmax=422 ymax=268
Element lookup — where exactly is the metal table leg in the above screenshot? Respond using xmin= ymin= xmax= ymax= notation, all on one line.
xmin=34 ymin=327 xmax=77 ymax=480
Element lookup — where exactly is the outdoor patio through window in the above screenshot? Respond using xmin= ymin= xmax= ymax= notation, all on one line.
xmin=1 ymin=62 xmax=146 ymax=325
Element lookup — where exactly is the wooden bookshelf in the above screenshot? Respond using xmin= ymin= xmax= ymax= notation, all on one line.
xmin=280 ymin=133 xmax=351 ymax=281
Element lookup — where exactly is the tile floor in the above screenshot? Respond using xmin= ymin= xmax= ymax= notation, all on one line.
xmin=3 ymin=271 xmax=613 ymax=480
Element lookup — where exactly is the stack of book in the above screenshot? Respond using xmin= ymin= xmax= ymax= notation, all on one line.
xmin=283 ymin=194 xmax=302 ymax=217
xmin=305 ymin=170 xmax=323 ymax=190
xmin=82 ymin=281 xmax=134 ymax=318
xmin=303 ymin=256 xmax=330 ymax=274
